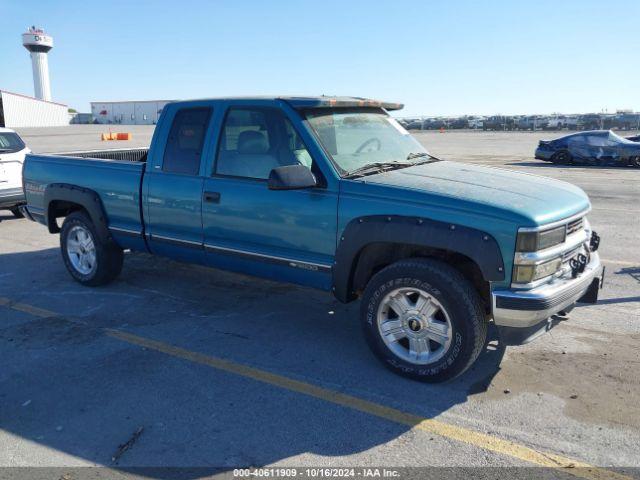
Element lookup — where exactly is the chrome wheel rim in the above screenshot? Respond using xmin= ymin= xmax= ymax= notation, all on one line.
xmin=66 ymin=225 xmax=97 ymax=275
xmin=377 ymin=287 xmax=452 ymax=365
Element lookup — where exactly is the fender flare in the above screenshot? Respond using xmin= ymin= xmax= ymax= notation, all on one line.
xmin=43 ymin=183 xmax=110 ymax=242
xmin=332 ymin=215 xmax=506 ymax=302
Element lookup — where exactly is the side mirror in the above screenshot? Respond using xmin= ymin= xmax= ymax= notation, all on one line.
xmin=268 ymin=165 xmax=317 ymax=190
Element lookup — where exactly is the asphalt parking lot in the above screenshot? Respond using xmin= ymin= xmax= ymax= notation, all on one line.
xmin=1 ymin=126 xmax=639 ymax=478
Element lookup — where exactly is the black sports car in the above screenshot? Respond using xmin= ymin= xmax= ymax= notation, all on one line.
xmin=535 ymin=130 xmax=640 ymax=167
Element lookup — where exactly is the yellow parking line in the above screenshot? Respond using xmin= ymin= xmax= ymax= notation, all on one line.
xmin=0 ymin=297 xmax=57 ymax=318
xmin=0 ymin=298 xmax=632 ymax=480
xmin=104 ymin=329 xmax=629 ymax=480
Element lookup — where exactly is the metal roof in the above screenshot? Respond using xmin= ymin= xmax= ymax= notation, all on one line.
xmin=90 ymin=99 xmax=174 ymax=105
xmin=0 ymin=89 xmax=67 ymax=107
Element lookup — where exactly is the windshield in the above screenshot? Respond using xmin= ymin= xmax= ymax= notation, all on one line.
xmin=0 ymin=132 xmax=26 ymax=153
xmin=304 ymin=108 xmax=431 ymax=175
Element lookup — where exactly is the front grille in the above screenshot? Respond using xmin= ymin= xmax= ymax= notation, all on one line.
xmin=567 ymin=217 xmax=583 ymax=236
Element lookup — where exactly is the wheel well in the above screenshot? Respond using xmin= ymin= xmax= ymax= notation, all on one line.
xmin=47 ymin=200 xmax=87 ymax=233
xmin=350 ymin=242 xmax=491 ymax=312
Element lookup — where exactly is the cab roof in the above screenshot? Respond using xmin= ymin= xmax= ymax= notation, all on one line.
xmin=170 ymin=96 xmax=404 ymax=111
xmin=280 ymin=96 xmax=404 ymax=111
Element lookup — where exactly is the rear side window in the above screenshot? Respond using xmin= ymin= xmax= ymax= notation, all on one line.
xmin=163 ymin=107 xmax=212 ymax=175
xmin=0 ymin=132 xmax=26 ymax=153
xmin=585 ymin=135 xmax=607 ymax=147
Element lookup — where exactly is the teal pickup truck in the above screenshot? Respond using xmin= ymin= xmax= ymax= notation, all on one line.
xmin=22 ymin=97 xmax=604 ymax=382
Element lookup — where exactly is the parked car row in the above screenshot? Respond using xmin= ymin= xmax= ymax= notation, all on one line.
xmin=399 ymin=112 xmax=640 ymax=132
xmin=535 ymin=130 xmax=640 ymax=167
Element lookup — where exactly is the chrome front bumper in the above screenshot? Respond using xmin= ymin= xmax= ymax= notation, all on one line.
xmin=492 ymin=252 xmax=603 ymax=328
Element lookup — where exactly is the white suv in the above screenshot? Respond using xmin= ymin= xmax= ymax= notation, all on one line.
xmin=0 ymin=128 xmax=30 ymax=218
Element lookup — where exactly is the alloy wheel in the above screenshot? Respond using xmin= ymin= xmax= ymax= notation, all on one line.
xmin=376 ymin=287 xmax=453 ymax=365
xmin=66 ymin=225 xmax=97 ymax=275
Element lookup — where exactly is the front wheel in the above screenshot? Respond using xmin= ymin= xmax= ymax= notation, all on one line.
xmin=360 ymin=258 xmax=487 ymax=382
xmin=551 ymin=150 xmax=572 ymax=164
xmin=60 ymin=211 xmax=123 ymax=286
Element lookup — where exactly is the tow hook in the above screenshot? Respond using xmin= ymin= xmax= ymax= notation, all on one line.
xmin=590 ymin=231 xmax=600 ymax=252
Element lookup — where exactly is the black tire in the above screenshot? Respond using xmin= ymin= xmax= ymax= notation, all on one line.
xmin=360 ymin=258 xmax=487 ymax=383
xmin=10 ymin=207 xmax=24 ymax=218
xmin=60 ymin=211 xmax=123 ymax=286
xmin=551 ymin=150 xmax=572 ymax=165
xmin=630 ymin=156 xmax=640 ymax=168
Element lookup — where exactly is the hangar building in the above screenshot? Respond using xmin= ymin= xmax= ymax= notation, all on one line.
xmin=0 ymin=90 xmax=69 ymax=128
xmin=90 ymin=100 xmax=174 ymax=125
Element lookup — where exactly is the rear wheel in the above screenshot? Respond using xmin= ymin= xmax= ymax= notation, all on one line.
xmin=552 ymin=150 xmax=573 ymax=164
xmin=360 ymin=258 xmax=487 ymax=382
xmin=60 ymin=211 xmax=123 ymax=286
xmin=630 ymin=156 xmax=640 ymax=168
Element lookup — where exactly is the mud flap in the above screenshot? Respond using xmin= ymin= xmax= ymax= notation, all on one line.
xmin=578 ymin=266 xmax=605 ymax=305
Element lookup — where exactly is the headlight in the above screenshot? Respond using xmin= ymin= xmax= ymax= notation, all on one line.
xmin=516 ymin=225 xmax=566 ymax=252
xmin=513 ymin=257 xmax=563 ymax=284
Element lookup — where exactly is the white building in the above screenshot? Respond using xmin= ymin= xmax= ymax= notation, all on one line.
xmin=90 ymin=100 xmax=174 ymax=125
xmin=0 ymin=90 xmax=69 ymax=128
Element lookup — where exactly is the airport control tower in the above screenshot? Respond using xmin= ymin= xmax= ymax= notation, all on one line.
xmin=22 ymin=26 xmax=54 ymax=101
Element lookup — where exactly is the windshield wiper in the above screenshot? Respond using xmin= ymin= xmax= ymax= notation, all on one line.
xmin=406 ymin=152 xmax=442 ymax=162
xmin=345 ymin=153 xmax=443 ymax=179
xmin=344 ymin=161 xmax=414 ymax=178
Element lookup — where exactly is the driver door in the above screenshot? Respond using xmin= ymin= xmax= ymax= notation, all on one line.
xmin=202 ymin=105 xmax=338 ymax=289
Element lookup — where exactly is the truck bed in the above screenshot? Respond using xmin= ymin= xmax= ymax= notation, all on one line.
xmin=23 ymin=149 xmax=147 ymax=240
xmin=53 ymin=148 xmax=149 ymax=162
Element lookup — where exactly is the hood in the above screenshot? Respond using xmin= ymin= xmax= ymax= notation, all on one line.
xmin=359 ymin=161 xmax=590 ymax=226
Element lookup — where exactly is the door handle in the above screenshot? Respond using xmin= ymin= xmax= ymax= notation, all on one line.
xmin=203 ymin=191 xmax=221 ymax=203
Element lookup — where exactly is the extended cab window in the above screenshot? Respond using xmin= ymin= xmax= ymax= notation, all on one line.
xmin=216 ymin=107 xmax=314 ymax=180
xmin=163 ymin=107 xmax=212 ymax=175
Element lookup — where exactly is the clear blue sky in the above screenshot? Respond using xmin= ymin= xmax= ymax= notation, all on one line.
xmin=2 ymin=0 xmax=638 ymax=116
